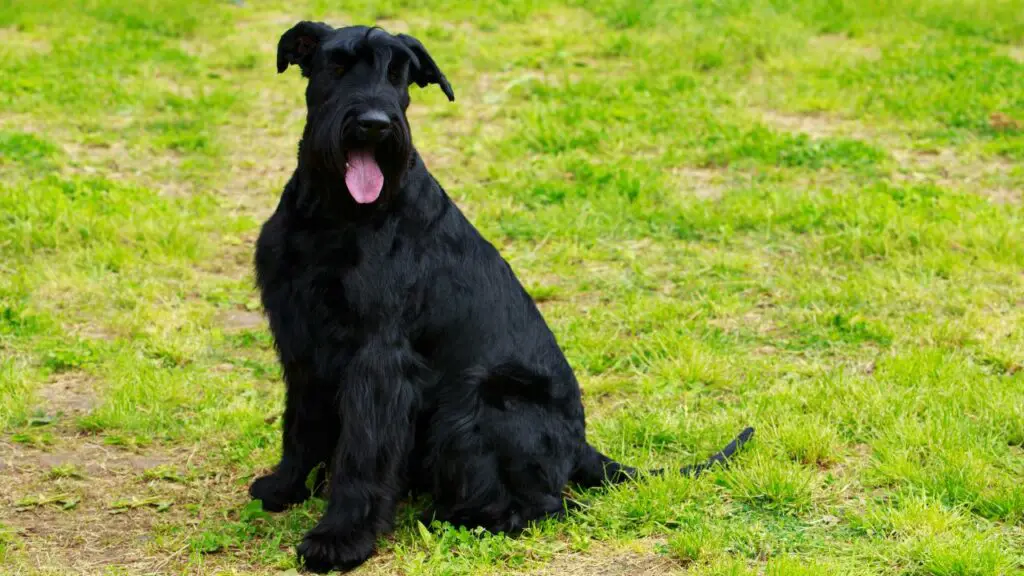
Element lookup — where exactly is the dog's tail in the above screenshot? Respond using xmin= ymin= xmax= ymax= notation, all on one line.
xmin=572 ymin=427 xmax=755 ymax=488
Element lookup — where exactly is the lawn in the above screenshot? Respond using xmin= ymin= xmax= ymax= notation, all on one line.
xmin=1 ymin=0 xmax=1023 ymax=574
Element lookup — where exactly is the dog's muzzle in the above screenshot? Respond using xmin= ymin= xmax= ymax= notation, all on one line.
xmin=356 ymin=110 xmax=392 ymax=143
xmin=331 ymin=106 xmax=409 ymax=206
xmin=340 ymin=109 xmax=394 ymax=205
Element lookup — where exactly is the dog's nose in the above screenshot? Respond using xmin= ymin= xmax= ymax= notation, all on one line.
xmin=356 ymin=110 xmax=391 ymax=140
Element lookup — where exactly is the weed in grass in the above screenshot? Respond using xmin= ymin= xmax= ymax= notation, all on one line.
xmin=109 ymin=496 xmax=174 ymax=514
xmin=46 ymin=464 xmax=85 ymax=480
xmin=15 ymin=493 xmax=80 ymax=511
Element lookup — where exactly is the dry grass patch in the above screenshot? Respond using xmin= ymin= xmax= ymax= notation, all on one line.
xmin=672 ymin=167 xmax=730 ymax=201
xmin=535 ymin=544 xmax=679 ymax=576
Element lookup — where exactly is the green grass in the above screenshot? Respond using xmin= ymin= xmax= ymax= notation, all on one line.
xmin=1 ymin=0 xmax=1023 ymax=574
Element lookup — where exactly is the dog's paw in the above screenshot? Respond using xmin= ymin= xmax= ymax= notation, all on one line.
xmin=249 ymin=473 xmax=311 ymax=512
xmin=297 ymin=526 xmax=375 ymax=573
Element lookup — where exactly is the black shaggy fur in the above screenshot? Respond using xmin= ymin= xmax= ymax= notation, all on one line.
xmin=250 ymin=22 xmax=754 ymax=573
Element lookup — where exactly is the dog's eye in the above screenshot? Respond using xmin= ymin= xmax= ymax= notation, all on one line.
xmin=387 ymin=65 xmax=402 ymax=85
xmin=333 ymin=64 xmax=346 ymax=77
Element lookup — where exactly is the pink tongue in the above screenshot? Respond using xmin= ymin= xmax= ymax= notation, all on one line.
xmin=344 ymin=150 xmax=383 ymax=204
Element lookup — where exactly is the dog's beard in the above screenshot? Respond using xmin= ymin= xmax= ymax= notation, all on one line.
xmin=308 ymin=105 xmax=412 ymax=205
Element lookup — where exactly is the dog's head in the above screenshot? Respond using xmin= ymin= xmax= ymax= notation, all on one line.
xmin=277 ymin=22 xmax=454 ymax=205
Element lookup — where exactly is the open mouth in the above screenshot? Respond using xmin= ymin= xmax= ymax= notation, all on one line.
xmin=344 ymin=148 xmax=383 ymax=204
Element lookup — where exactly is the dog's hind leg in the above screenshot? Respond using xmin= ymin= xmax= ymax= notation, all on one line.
xmin=250 ymin=364 xmax=339 ymax=512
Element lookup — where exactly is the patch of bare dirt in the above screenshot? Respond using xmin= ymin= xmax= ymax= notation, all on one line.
xmin=979 ymin=187 xmax=1021 ymax=205
xmin=672 ymin=167 xmax=730 ymax=200
xmin=63 ymin=323 xmax=118 ymax=342
xmin=807 ymin=34 xmax=881 ymax=61
xmin=0 ymin=440 xmax=175 ymax=487
xmin=0 ymin=26 xmax=52 ymax=54
xmin=0 ymin=118 xmax=171 ymax=200
xmin=59 ymin=135 xmax=197 ymax=199
xmin=760 ymin=110 xmax=874 ymax=141
xmin=216 ymin=309 xmax=265 ymax=332
xmin=708 ymin=311 xmax=780 ymax=337
xmin=536 ymin=548 xmax=679 ymax=576
xmin=374 ymin=18 xmax=411 ymax=33
xmin=6 ymin=508 xmax=168 ymax=574
xmin=890 ymin=148 xmax=1018 ymax=203
xmin=761 ymin=110 xmax=1021 ymax=204
xmin=0 ymin=436 xmax=206 ymax=574
xmin=36 ymin=372 xmax=99 ymax=418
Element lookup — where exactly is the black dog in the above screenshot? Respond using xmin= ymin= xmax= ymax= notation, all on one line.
xmin=249 ymin=22 xmax=754 ymax=573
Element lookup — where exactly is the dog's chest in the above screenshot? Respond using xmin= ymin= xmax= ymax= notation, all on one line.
xmin=260 ymin=219 xmax=418 ymax=331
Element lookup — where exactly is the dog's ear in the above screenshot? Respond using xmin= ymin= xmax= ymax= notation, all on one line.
xmin=396 ymin=34 xmax=455 ymax=102
xmin=277 ymin=21 xmax=333 ymax=75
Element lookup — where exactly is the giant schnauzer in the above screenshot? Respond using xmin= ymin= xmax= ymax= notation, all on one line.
xmin=249 ymin=22 xmax=754 ymax=573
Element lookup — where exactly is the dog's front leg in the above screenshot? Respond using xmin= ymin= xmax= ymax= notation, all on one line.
xmin=251 ymin=363 xmax=339 ymax=512
xmin=297 ymin=338 xmax=417 ymax=573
